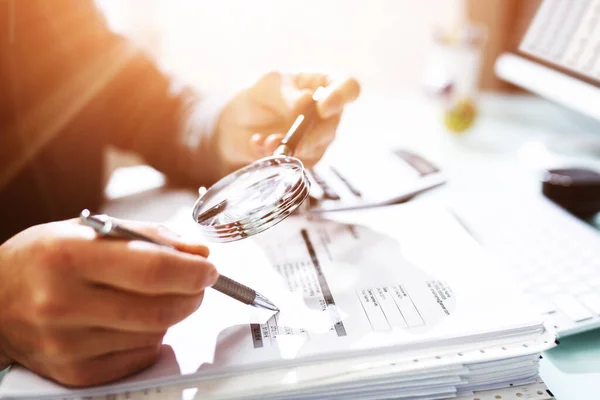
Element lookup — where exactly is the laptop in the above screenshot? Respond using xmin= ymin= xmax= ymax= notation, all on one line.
xmin=457 ymin=0 xmax=600 ymax=337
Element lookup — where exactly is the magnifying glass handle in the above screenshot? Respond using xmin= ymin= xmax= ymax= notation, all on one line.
xmin=274 ymin=86 xmax=325 ymax=157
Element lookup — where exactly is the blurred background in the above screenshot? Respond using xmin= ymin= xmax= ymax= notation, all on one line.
xmin=95 ymin=0 xmax=550 ymax=195
xmin=96 ymin=0 xmax=460 ymax=96
xmin=94 ymin=0 xmax=535 ymax=96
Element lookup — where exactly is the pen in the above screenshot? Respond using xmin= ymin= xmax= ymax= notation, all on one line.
xmin=79 ymin=209 xmax=279 ymax=312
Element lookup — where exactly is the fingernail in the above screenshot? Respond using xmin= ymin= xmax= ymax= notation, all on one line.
xmin=251 ymin=133 xmax=265 ymax=144
xmin=157 ymin=225 xmax=181 ymax=240
xmin=313 ymin=86 xmax=327 ymax=101
xmin=207 ymin=265 xmax=219 ymax=286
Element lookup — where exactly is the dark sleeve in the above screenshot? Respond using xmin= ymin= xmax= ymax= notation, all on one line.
xmin=92 ymin=30 xmax=225 ymax=188
xmin=84 ymin=5 xmax=225 ymax=187
xmin=0 ymin=0 xmax=224 ymax=189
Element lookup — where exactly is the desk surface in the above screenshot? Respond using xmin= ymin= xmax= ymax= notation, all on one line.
xmin=541 ymin=328 xmax=600 ymax=399
xmin=3 ymin=93 xmax=599 ymax=399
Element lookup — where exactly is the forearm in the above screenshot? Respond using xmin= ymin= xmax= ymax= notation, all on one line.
xmin=38 ymin=0 xmax=228 ymax=188
xmin=156 ymin=90 xmax=229 ymax=188
xmin=99 ymin=46 xmax=233 ymax=188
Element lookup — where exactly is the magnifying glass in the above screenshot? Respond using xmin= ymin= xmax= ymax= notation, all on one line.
xmin=191 ymin=87 xmax=325 ymax=242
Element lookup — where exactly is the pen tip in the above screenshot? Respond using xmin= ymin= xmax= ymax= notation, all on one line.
xmin=255 ymin=293 xmax=279 ymax=312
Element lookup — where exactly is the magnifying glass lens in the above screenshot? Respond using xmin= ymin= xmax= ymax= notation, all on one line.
xmin=202 ymin=163 xmax=301 ymax=225
xmin=192 ymin=157 xmax=309 ymax=241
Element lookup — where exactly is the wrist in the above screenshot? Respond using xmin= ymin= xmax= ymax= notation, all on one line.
xmin=0 ymin=352 xmax=12 ymax=371
xmin=0 ymin=326 xmax=13 ymax=371
xmin=180 ymin=92 xmax=233 ymax=185
xmin=0 ymin=319 xmax=13 ymax=371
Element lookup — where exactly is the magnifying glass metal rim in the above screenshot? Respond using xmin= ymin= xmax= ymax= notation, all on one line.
xmin=192 ymin=156 xmax=305 ymax=218
xmin=195 ymin=197 xmax=308 ymax=241
xmin=197 ymin=197 xmax=304 ymax=238
xmin=195 ymin=175 xmax=310 ymax=241
xmin=195 ymin=170 xmax=308 ymax=230
xmin=193 ymin=171 xmax=311 ymax=237
xmin=191 ymin=87 xmax=323 ymax=243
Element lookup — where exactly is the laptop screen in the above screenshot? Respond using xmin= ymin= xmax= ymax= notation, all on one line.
xmin=516 ymin=0 xmax=600 ymax=88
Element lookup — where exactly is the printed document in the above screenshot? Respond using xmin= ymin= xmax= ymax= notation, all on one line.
xmin=0 ymin=202 xmax=546 ymax=399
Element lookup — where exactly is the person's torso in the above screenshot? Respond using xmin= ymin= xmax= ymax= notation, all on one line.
xmin=0 ymin=0 xmax=109 ymax=243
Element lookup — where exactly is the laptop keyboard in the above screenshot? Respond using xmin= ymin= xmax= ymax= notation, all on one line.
xmin=452 ymin=192 xmax=600 ymax=337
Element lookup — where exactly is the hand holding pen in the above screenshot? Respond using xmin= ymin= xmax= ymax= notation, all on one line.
xmin=80 ymin=210 xmax=278 ymax=311
xmin=0 ymin=212 xmax=253 ymax=387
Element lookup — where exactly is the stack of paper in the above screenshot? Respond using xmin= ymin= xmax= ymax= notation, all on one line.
xmin=0 ymin=201 xmax=555 ymax=400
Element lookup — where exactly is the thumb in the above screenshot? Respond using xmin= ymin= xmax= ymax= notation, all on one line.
xmin=289 ymin=88 xmax=315 ymax=116
xmin=257 ymin=89 xmax=314 ymax=156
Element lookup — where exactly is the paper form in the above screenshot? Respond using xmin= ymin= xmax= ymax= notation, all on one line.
xmin=0 ymin=202 xmax=549 ymax=399
xmin=243 ymin=221 xmax=456 ymax=354
xmin=178 ymin=205 xmax=545 ymax=377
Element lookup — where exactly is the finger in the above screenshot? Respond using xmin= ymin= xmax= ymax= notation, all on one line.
xmin=250 ymin=71 xmax=315 ymax=123
xmin=251 ymin=132 xmax=267 ymax=147
xmin=248 ymin=71 xmax=289 ymax=118
xmin=262 ymin=133 xmax=285 ymax=155
xmin=295 ymin=115 xmax=341 ymax=164
xmin=75 ymin=217 xmax=210 ymax=258
xmin=250 ymin=133 xmax=268 ymax=158
xmin=286 ymin=88 xmax=315 ymax=128
xmin=292 ymin=72 xmax=329 ymax=91
xmin=156 ymin=227 xmax=210 ymax=258
xmin=50 ymin=346 xmax=159 ymax=387
xmin=39 ymin=327 xmax=165 ymax=362
xmin=317 ymin=77 xmax=361 ymax=119
xmin=60 ymin=285 xmax=205 ymax=332
xmin=292 ymin=88 xmax=316 ymax=111
xmin=117 ymin=220 xmax=211 ymax=258
xmin=258 ymin=89 xmax=316 ymax=155
xmin=74 ymin=230 xmax=217 ymax=295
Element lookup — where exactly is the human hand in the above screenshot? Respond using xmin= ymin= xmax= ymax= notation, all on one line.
xmin=214 ymin=72 xmax=360 ymax=176
xmin=0 ymin=219 xmax=216 ymax=387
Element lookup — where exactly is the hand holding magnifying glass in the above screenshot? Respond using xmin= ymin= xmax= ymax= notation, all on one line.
xmin=191 ymin=87 xmax=325 ymax=242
